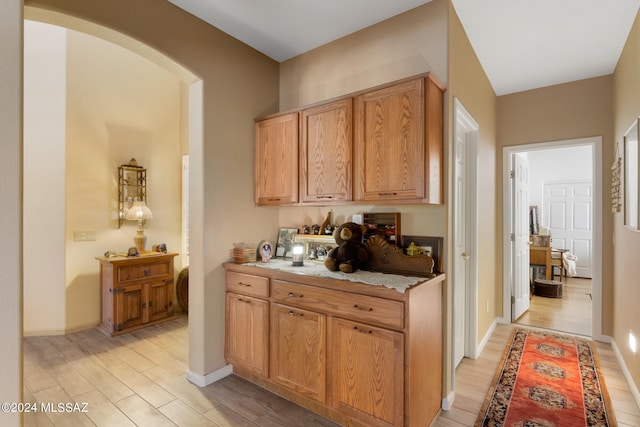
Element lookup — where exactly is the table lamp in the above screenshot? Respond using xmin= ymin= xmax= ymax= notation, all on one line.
xmin=125 ymin=199 xmax=153 ymax=252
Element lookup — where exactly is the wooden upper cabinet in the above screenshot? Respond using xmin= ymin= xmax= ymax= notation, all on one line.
xmin=354 ymin=78 xmax=425 ymax=202
xmin=354 ymin=75 xmax=444 ymax=204
xmin=300 ymin=99 xmax=353 ymax=203
xmin=255 ymin=112 xmax=299 ymax=206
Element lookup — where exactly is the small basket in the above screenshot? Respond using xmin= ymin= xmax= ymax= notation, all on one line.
xmin=176 ymin=267 xmax=189 ymax=313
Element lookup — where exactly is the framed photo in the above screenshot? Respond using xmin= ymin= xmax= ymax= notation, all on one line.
xmin=294 ymin=234 xmax=336 ymax=262
xmin=400 ymin=235 xmax=443 ymax=273
xmin=276 ymin=228 xmax=298 ymax=258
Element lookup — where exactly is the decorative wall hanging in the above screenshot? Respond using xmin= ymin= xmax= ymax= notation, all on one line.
xmin=611 ymin=142 xmax=622 ymax=213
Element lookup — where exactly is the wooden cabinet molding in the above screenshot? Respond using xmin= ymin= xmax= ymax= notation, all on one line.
xmin=96 ymin=252 xmax=178 ymax=336
xmin=254 ymin=72 xmax=445 ymax=207
xmin=223 ymin=262 xmax=444 ymax=427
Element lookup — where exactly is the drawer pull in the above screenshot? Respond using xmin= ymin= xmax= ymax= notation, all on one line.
xmin=144 ymin=268 xmax=150 ymax=276
xmin=378 ymin=192 xmax=397 ymax=196
xmin=237 ymin=282 xmax=252 ymax=287
xmin=353 ymin=304 xmax=373 ymax=312
xmin=288 ymin=310 xmax=304 ymax=317
xmin=237 ymin=298 xmax=251 ymax=304
xmin=288 ymin=292 xmax=304 ymax=298
xmin=267 ymin=198 xmax=281 ymax=201
xmin=353 ymin=326 xmax=373 ymax=334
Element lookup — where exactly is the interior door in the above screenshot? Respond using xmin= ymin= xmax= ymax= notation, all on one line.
xmin=453 ymin=120 xmax=467 ymax=367
xmin=543 ymin=181 xmax=593 ymax=278
xmin=512 ymin=154 xmax=530 ymax=320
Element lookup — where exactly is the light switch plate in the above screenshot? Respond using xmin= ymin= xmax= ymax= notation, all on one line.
xmin=74 ymin=230 xmax=96 ymax=241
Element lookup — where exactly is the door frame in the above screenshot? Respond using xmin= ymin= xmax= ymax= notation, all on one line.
xmin=453 ymin=98 xmax=479 ymax=361
xmin=501 ymin=137 xmax=604 ymax=341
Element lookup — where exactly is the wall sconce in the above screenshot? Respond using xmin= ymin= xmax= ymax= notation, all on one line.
xmin=292 ymin=242 xmax=304 ymax=266
xmin=125 ymin=199 xmax=153 ymax=252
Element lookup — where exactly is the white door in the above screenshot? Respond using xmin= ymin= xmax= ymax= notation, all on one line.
xmin=543 ymin=181 xmax=592 ymax=278
xmin=512 ymin=154 xmax=530 ymax=320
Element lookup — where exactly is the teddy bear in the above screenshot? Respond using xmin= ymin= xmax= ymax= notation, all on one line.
xmin=324 ymin=222 xmax=369 ymax=273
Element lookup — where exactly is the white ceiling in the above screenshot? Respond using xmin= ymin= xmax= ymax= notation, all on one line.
xmin=167 ymin=0 xmax=640 ymax=95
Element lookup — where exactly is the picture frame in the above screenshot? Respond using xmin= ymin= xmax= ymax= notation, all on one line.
xmin=294 ymin=234 xmax=336 ymax=263
xmin=400 ymin=235 xmax=443 ymax=273
xmin=276 ymin=228 xmax=298 ymax=258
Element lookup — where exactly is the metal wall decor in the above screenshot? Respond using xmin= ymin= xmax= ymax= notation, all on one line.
xmin=612 ymin=142 xmax=622 ymax=213
xmin=118 ymin=158 xmax=147 ymax=228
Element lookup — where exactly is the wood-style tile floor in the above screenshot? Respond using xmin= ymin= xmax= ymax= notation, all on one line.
xmin=23 ymin=314 xmax=639 ymax=426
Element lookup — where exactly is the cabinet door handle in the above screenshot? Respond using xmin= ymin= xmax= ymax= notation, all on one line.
xmin=287 ymin=292 xmax=303 ymax=298
xmin=352 ymin=326 xmax=373 ymax=334
xmin=237 ymin=282 xmax=252 ymax=287
xmin=237 ymin=298 xmax=251 ymax=304
xmin=267 ymin=198 xmax=282 ymax=201
xmin=288 ymin=310 xmax=304 ymax=317
xmin=353 ymin=304 xmax=373 ymax=312
xmin=315 ymin=195 xmax=334 ymax=199
xmin=378 ymin=192 xmax=397 ymax=196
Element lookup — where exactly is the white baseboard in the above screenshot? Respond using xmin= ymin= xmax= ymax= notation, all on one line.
xmin=441 ymin=390 xmax=455 ymax=411
xmin=186 ymin=364 xmax=233 ymax=387
xmin=476 ymin=318 xmax=498 ymax=357
xmin=610 ymin=338 xmax=640 ymax=410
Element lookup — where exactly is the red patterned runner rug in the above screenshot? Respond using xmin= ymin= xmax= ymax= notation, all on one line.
xmin=475 ymin=328 xmax=616 ymax=426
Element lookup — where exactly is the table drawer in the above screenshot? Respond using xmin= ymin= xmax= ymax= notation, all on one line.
xmin=141 ymin=261 xmax=172 ymax=278
xmin=272 ymin=280 xmax=403 ymax=329
xmin=226 ymin=271 xmax=269 ymax=298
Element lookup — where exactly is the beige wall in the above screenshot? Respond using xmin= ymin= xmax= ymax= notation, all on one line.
xmin=0 ymin=0 xmax=23 ymax=424
xmin=447 ymin=2 xmax=498 ymax=394
xmin=23 ymin=21 xmax=67 ymax=334
xmin=25 ymin=0 xmax=280 ymax=379
xmin=613 ymin=10 xmax=640 ymax=394
xmin=497 ymin=76 xmax=615 ymax=336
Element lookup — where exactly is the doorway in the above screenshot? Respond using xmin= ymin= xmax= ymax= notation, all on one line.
xmin=502 ymin=137 xmax=603 ymax=339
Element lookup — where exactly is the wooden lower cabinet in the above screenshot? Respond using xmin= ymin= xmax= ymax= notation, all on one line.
xmin=224 ymin=263 xmax=444 ymax=427
xmin=225 ymin=292 xmax=269 ymax=377
xmin=96 ymin=252 xmax=178 ymax=336
xmin=332 ymin=317 xmax=404 ymax=427
xmin=271 ymin=303 xmax=326 ymax=402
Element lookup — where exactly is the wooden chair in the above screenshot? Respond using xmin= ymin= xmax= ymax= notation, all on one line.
xmin=551 ymin=249 xmax=568 ymax=281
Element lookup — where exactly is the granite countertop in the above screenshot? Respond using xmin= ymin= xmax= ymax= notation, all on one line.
xmin=241 ymin=259 xmax=430 ymax=293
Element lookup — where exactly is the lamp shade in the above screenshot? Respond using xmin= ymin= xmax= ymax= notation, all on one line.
xmin=125 ymin=200 xmax=153 ymax=221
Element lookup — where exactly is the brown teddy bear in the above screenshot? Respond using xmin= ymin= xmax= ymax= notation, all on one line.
xmin=324 ymin=222 xmax=369 ymax=273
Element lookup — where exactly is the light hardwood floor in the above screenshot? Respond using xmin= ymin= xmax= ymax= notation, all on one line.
xmin=24 ymin=315 xmax=639 ymax=426
xmin=516 ymin=276 xmax=593 ymax=336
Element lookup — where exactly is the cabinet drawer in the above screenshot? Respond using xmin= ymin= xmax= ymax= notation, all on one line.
xmin=141 ymin=261 xmax=171 ymax=279
xmin=117 ymin=261 xmax=171 ymax=284
xmin=272 ymin=280 xmax=403 ymax=329
xmin=226 ymin=271 xmax=269 ymax=298
xmin=117 ymin=265 xmax=142 ymax=282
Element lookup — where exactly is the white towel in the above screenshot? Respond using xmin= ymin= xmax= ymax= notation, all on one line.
xmin=563 ymin=252 xmax=578 ymax=277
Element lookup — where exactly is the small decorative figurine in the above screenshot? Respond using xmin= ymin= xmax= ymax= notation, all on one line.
xmin=152 ymin=243 xmax=167 ymax=253
xmin=406 ymin=242 xmax=422 ymax=256
xmin=302 ymin=225 xmax=311 ymax=234
xmin=312 ymin=224 xmax=320 ymax=235
xmin=261 ymin=242 xmax=272 ymax=263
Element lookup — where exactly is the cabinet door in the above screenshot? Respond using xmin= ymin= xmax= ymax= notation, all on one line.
xmin=331 ymin=317 xmax=404 ymax=427
xmin=148 ymin=279 xmax=174 ymax=322
xmin=300 ymin=99 xmax=352 ymax=203
xmin=354 ymin=78 xmax=425 ymax=202
xmin=255 ymin=112 xmax=299 ymax=206
xmin=115 ymin=282 xmax=145 ymax=332
xmin=271 ymin=303 xmax=326 ymax=402
xmin=225 ymin=292 xmax=269 ymax=377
